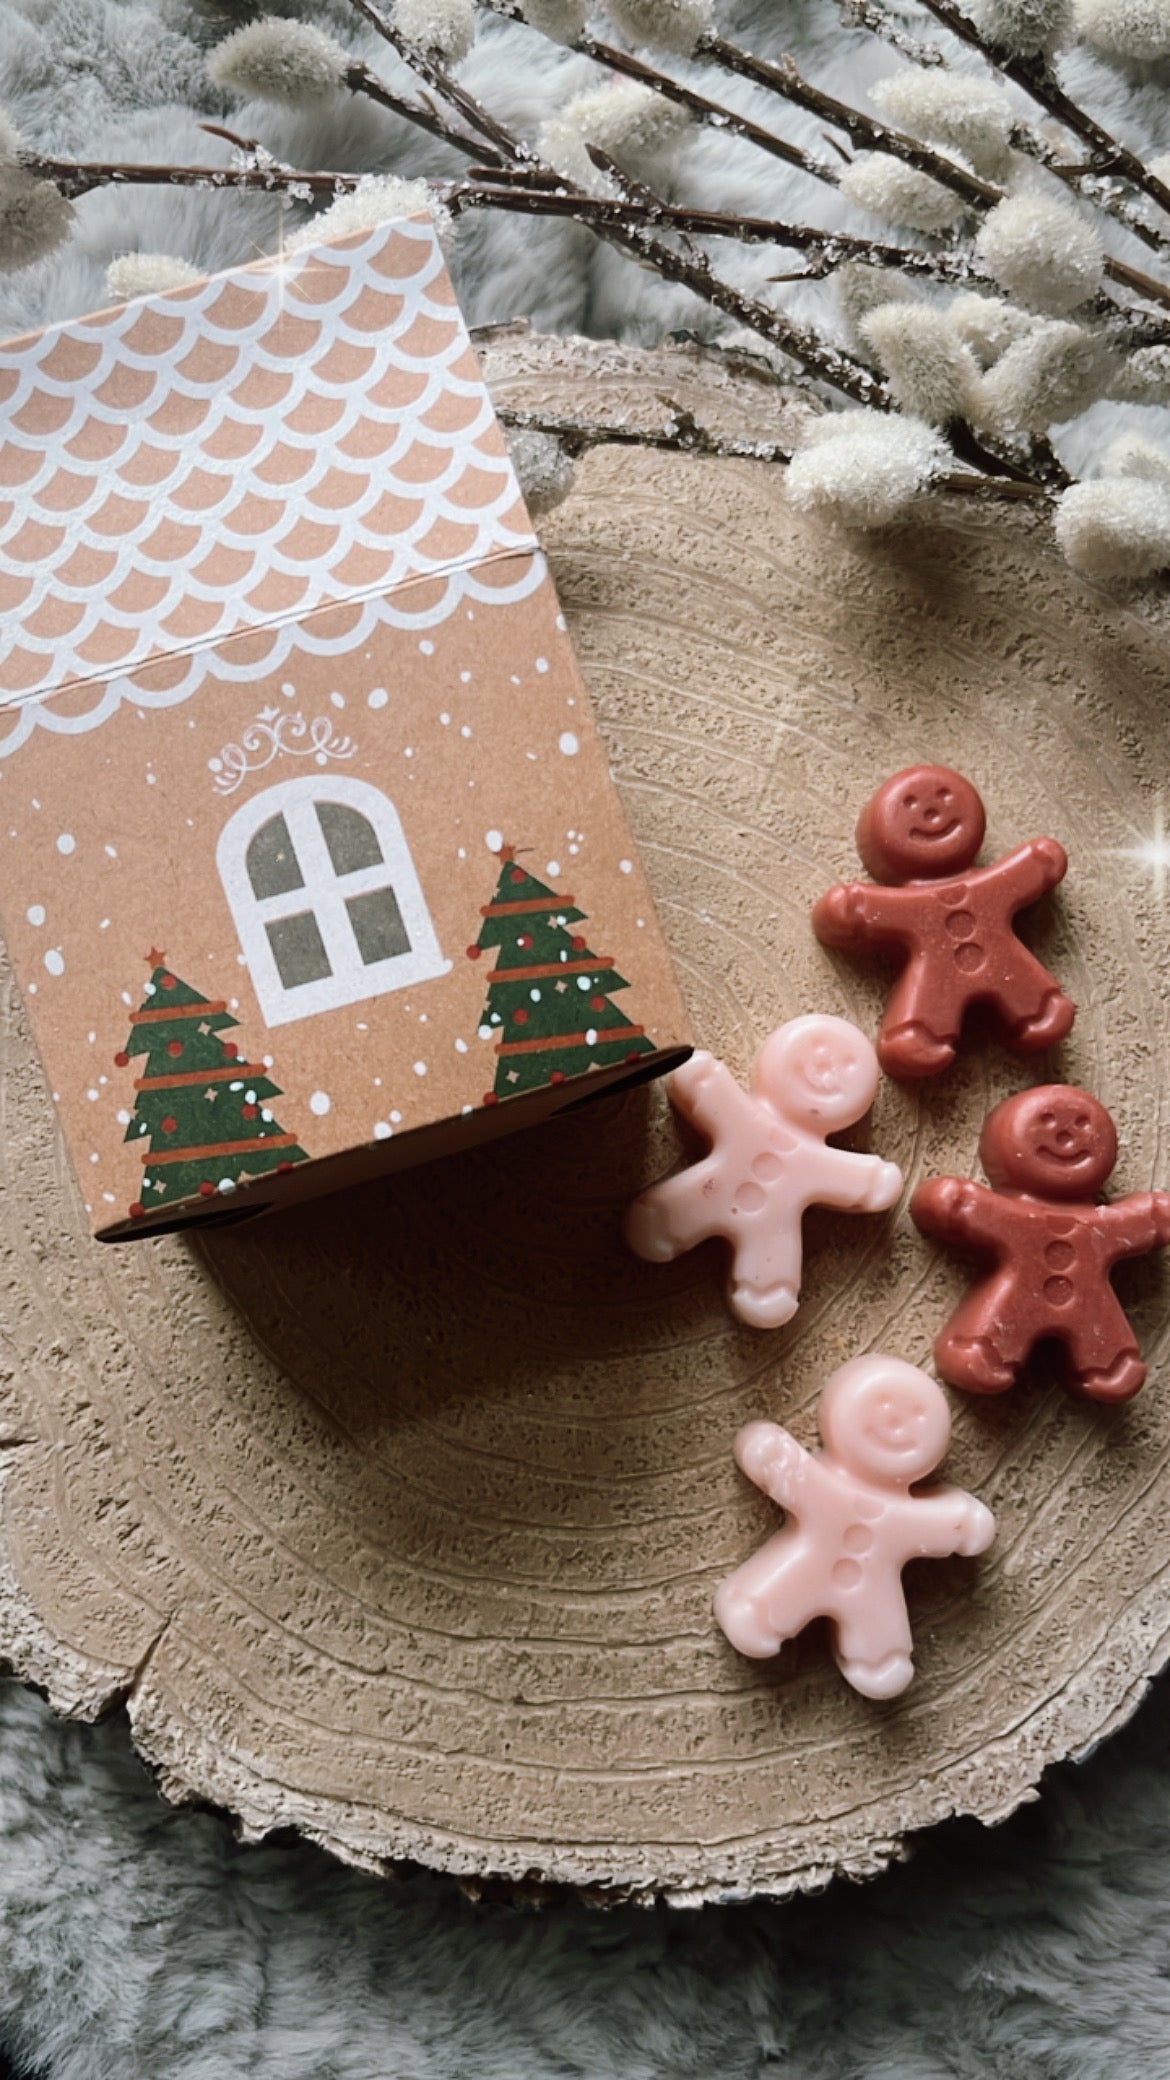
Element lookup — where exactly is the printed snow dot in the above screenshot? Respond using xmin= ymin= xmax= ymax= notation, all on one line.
xmin=261 ymin=1109 xmax=273 ymax=1123
xmin=441 ymin=713 xmax=451 ymax=727
xmin=413 ymin=1060 xmax=427 ymax=1077
xmin=391 ymin=1110 xmax=402 ymax=1124
xmin=374 ymin=1121 xmax=393 ymax=1140
xmin=26 ymin=904 xmax=45 ymax=926
xmin=368 ymin=687 xmax=388 ymax=709
xmin=460 ymin=670 xmax=472 ymax=684
xmin=558 ymin=733 xmax=579 ymax=756
xmin=530 ymin=988 xmax=542 ymax=1002
xmin=44 ymin=949 xmax=64 ymax=976
xmin=281 ymin=682 xmax=295 ymax=697
xmin=90 ymin=1152 xmax=99 ymax=1164
xmin=207 ymin=758 xmax=223 ymax=774
xmin=455 ymin=1037 xmax=468 ymax=1053
xmin=116 ymin=1109 xmax=130 ymax=1126
xmin=577 ymin=975 xmax=592 ymax=991
xmin=536 ymin=657 xmax=549 ymax=673
xmin=86 ymin=1088 xmax=99 ymax=1102
xmin=104 ymin=845 xmax=117 ymax=858
xmin=586 ymin=1028 xmax=598 ymax=1046
xmin=478 ymin=1023 xmax=493 ymax=1039
xmin=56 ymin=833 xmax=75 ymax=855
xmin=309 ymin=1090 xmax=331 ymax=1117
xmin=485 ymin=828 xmax=504 ymax=852
xmin=620 ymin=859 xmax=633 ymax=874
xmin=461 ymin=725 xmax=472 ymax=739
xmin=217 ymin=1179 xmax=237 ymax=1195
xmin=229 ymin=1080 xmax=244 ymax=1092
xmin=419 ymin=640 xmax=435 ymax=656
xmin=547 ymin=860 xmax=561 ymax=877
xmin=556 ymin=614 xmax=566 ymax=632
xmin=331 ymin=691 xmax=345 ymax=709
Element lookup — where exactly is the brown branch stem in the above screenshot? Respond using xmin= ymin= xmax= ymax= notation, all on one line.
xmin=345 ymin=0 xmax=526 ymax=162
xmin=914 ymin=0 xmax=1170 ymax=219
xmin=496 ymin=402 xmax=1050 ymax=498
xmin=345 ymin=62 xmax=504 ymax=165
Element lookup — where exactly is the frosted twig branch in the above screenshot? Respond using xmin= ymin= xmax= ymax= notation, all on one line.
xmin=346 ymin=0 xmax=527 ymax=161
xmin=497 ymin=400 xmax=1050 ymax=496
xmin=915 ymin=0 xmax=1170 ymax=218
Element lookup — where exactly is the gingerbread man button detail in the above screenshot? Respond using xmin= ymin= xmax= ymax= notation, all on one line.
xmin=624 ymin=1014 xmax=902 ymax=1329
xmin=812 ymin=764 xmax=1075 ymax=1079
xmin=912 ymin=1084 xmax=1170 ymax=1402
xmin=715 ymin=1355 xmax=995 ymax=1699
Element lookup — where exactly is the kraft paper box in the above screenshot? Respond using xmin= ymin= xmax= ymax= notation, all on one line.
xmin=0 ymin=218 xmax=691 ymax=1241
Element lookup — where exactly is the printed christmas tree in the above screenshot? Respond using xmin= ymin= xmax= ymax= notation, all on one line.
xmin=118 ymin=951 xmax=309 ymax=1217
xmin=469 ymin=847 xmax=653 ymax=1102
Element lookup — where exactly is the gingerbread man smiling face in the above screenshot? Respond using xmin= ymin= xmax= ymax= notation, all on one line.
xmin=856 ymin=766 xmax=986 ymax=884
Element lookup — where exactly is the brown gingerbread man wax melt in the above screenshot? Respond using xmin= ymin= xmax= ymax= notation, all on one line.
xmin=911 ymin=1085 xmax=1170 ymax=1402
xmin=812 ymin=765 xmax=1075 ymax=1078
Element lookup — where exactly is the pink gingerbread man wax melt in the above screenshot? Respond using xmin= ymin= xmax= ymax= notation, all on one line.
xmin=624 ymin=1015 xmax=902 ymax=1328
xmin=812 ymin=764 xmax=1075 ymax=1079
xmin=911 ymin=1084 xmax=1170 ymax=1402
xmin=714 ymin=1355 xmax=995 ymax=1699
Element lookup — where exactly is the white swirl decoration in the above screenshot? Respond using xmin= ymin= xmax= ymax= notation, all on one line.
xmin=210 ymin=705 xmax=356 ymax=796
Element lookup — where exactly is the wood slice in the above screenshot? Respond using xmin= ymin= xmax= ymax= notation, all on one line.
xmin=3 ymin=336 xmax=1170 ymax=1901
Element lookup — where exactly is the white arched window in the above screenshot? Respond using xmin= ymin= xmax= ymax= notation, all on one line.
xmin=217 ymin=775 xmax=450 ymax=1027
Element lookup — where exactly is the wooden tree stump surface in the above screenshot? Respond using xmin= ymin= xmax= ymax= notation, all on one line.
xmin=2 ymin=336 xmax=1170 ymax=1901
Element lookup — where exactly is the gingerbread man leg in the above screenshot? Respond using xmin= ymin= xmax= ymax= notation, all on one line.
xmin=989 ymin=948 xmax=1076 ymax=1054
xmin=624 ymin=1160 xmax=722 ymax=1264
xmin=877 ymin=958 xmax=967 ymax=1080
xmin=714 ymin=1540 xmax=823 ymax=1659
xmin=1062 ymin=1287 xmax=1147 ymax=1402
xmin=724 ymin=1208 xmax=804 ymax=1330
xmin=831 ymin=1577 xmax=915 ymax=1700
xmin=934 ymin=1272 xmax=1033 ymax=1394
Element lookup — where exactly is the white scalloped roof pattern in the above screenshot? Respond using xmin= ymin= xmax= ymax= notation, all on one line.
xmin=0 ymin=218 xmax=536 ymax=722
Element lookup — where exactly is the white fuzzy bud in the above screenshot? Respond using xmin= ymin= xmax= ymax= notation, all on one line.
xmin=286 ymin=174 xmax=453 ymax=252
xmin=1113 ymin=344 xmax=1170 ymax=403
xmin=870 ymin=70 xmax=1015 ymax=178
xmin=1101 ymin=431 xmax=1170 ymax=483
xmin=976 ymin=319 xmax=1115 ymax=430
xmin=948 ymin=291 xmax=1040 ymax=366
xmin=540 ymin=80 xmax=690 ymax=192
xmin=394 ymin=0 xmax=476 ymax=61
xmin=106 ymin=253 xmax=203 ymax=301
xmin=838 ymin=151 xmax=968 ymax=233
xmin=208 ymin=19 xmax=351 ymax=105
xmin=861 ymin=303 xmax=980 ymax=423
xmin=786 ymin=409 xmax=950 ymax=527
xmin=975 ymin=192 xmax=1103 ymax=313
xmin=0 ymin=164 xmax=74 ymax=273
xmin=972 ymin=0 xmax=1072 ymax=53
xmin=507 ymin=428 xmax=577 ymax=514
xmin=1073 ymin=0 xmax=1170 ymax=57
xmin=599 ymin=0 xmax=714 ymax=53
xmin=0 ymin=109 xmax=22 ymax=162
xmin=1055 ymin=476 xmax=1170 ymax=577
xmin=834 ymin=262 xmax=913 ymax=349
xmin=518 ymin=0 xmax=588 ymax=40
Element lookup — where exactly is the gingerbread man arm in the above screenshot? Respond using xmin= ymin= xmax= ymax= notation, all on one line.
xmin=806 ymin=1142 xmax=903 ymax=1215
xmin=733 ymin=1420 xmax=833 ymax=1516
xmin=811 ymin=880 xmax=917 ymax=950
xmin=1094 ymin=1189 xmax=1170 ymax=1263
xmin=666 ymin=1050 xmax=758 ymax=1143
xmin=898 ymin=1486 xmax=996 ymax=1560
xmin=910 ymin=1176 xmax=1009 ymax=1253
xmin=979 ymin=836 xmax=1068 ymax=911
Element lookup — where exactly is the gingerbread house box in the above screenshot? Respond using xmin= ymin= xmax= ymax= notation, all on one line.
xmin=0 ymin=218 xmax=691 ymax=1241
